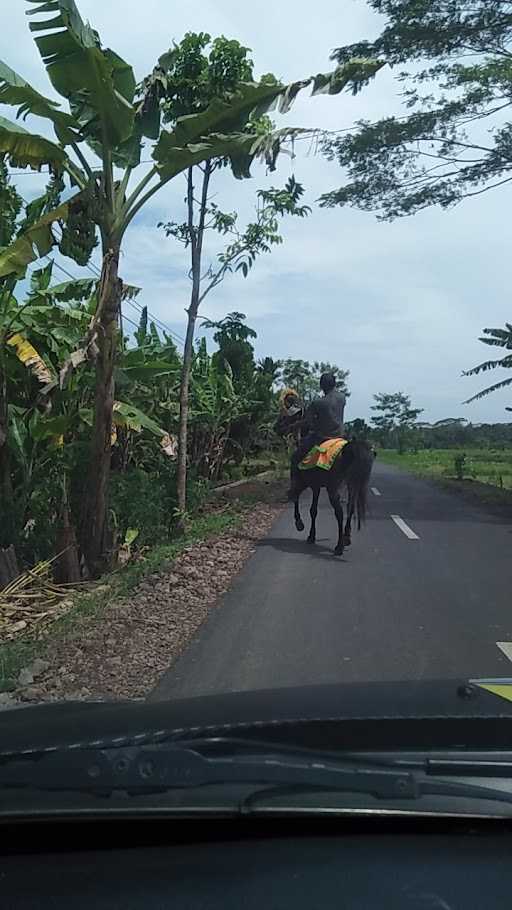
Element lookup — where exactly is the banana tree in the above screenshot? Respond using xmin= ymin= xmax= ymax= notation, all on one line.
xmin=0 ymin=161 xmax=22 ymax=533
xmin=187 ymin=338 xmax=244 ymax=481
xmin=3 ymin=270 xmax=177 ymax=564
xmin=0 ymin=0 xmax=383 ymax=575
xmin=0 ymin=263 xmax=94 ymax=550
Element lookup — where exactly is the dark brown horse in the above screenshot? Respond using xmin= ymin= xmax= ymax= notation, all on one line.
xmin=291 ymin=440 xmax=374 ymax=556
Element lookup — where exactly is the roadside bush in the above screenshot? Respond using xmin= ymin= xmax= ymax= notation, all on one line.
xmin=109 ymin=468 xmax=176 ymax=547
xmin=454 ymin=453 xmax=466 ymax=481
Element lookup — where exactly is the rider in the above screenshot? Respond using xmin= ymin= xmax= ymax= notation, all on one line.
xmin=274 ymin=390 xmax=304 ymax=439
xmin=288 ymin=372 xmax=346 ymax=498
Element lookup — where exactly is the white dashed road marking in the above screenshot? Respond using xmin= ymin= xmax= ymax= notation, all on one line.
xmin=391 ymin=515 xmax=420 ymax=540
xmin=371 ymin=487 xmax=382 ymax=496
xmin=497 ymin=642 xmax=512 ymax=663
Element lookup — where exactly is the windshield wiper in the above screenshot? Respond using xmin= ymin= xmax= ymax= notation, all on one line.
xmin=2 ymin=737 xmax=512 ymax=812
xmin=0 ymin=739 xmax=418 ymax=800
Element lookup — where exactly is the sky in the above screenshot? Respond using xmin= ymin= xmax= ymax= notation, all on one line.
xmin=2 ymin=0 xmax=512 ymax=424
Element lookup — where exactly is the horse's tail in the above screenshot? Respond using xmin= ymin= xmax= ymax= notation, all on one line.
xmin=340 ymin=441 xmax=374 ymax=530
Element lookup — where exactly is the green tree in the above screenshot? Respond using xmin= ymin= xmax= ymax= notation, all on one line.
xmin=203 ymin=311 xmax=257 ymax=388
xmin=257 ymin=356 xmax=281 ymax=384
xmin=0 ymin=162 xmax=22 ymax=524
xmin=0 ymin=2 xmax=380 ymax=573
xmin=371 ymin=391 xmax=423 ymax=452
xmin=1 ymin=263 xmax=95 ymax=556
xmin=201 ymin=312 xmax=276 ymax=465
xmin=345 ymin=417 xmax=372 ymax=440
xmin=279 ymin=358 xmax=350 ymax=402
xmin=320 ymin=1 xmax=512 ymax=218
xmin=187 ymin=336 xmax=245 ymax=481
xmin=155 ymin=34 xmax=314 ymax=521
xmin=464 ymin=323 xmax=512 ymax=408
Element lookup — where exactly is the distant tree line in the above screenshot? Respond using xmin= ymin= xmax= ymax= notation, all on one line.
xmin=345 ymin=393 xmax=512 ymax=452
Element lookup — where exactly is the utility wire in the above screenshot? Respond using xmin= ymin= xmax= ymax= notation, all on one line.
xmin=15 ymin=187 xmax=186 ymax=347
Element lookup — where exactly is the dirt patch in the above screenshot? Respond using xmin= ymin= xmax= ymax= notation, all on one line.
xmin=215 ymin=475 xmax=286 ymax=503
xmin=12 ymin=498 xmax=283 ymax=704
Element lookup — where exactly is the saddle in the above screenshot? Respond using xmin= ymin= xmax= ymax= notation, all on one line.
xmin=299 ymin=437 xmax=347 ymax=472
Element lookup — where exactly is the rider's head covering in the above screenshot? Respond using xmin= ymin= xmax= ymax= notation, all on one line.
xmin=280 ymin=387 xmax=300 ymax=411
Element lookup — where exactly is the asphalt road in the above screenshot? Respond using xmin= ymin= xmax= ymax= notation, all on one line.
xmin=153 ymin=461 xmax=512 ymax=700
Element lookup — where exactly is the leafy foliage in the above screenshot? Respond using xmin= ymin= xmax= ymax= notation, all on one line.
xmin=0 ymin=160 xmax=22 ymax=248
xmin=279 ymin=359 xmax=350 ymax=403
xmin=1 ymin=267 xmax=282 ymax=558
xmin=321 ymin=1 xmax=512 ymax=218
xmin=0 ymin=3 xmax=382 ymax=571
xmin=371 ymin=391 xmax=423 ymax=451
xmin=464 ymin=323 xmax=512 ymax=405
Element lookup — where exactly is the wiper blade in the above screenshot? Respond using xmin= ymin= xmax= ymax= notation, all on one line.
xmin=0 ymin=740 xmax=418 ymax=800
xmin=427 ymin=758 xmax=512 ymax=778
xmin=3 ymin=737 xmax=512 ymax=812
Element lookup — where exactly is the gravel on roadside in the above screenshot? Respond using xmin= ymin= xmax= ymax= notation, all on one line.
xmin=11 ymin=499 xmax=283 ymax=705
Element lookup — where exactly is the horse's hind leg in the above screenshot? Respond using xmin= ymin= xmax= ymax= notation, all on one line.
xmin=343 ymin=489 xmax=354 ymax=547
xmin=294 ymin=494 xmax=304 ymax=533
xmin=307 ymin=487 xmax=320 ymax=544
xmin=328 ymin=487 xmax=345 ymax=556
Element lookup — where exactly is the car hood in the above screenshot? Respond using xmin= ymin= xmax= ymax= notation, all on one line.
xmin=2 ymin=678 xmax=512 ymax=755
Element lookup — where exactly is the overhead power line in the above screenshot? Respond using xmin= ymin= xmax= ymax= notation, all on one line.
xmin=79 ymin=257 xmax=186 ymax=345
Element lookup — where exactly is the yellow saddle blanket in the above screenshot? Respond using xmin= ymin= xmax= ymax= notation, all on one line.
xmin=299 ymin=437 xmax=347 ymax=471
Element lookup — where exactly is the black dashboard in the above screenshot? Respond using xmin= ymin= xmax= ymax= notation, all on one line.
xmin=2 ymin=817 xmax=511 ymax=909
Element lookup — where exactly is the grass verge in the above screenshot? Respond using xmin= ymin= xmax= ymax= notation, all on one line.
xmin=0 ymin=500 xmax=254 ymax=693
xmin=378 ymin=448 xmax=512 ymax=512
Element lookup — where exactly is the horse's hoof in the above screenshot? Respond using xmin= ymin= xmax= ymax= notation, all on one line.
xmin=333 ymin=546 xmax=344 ymax=557
xmin=295 ymin=520 xmax=305 ymax=532
xmin=343 ymin=535 xmax=352 ymax=547
xmin=307 ymin=536 xmax=315 ymax=545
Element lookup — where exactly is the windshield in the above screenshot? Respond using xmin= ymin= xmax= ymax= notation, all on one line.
xmin=1 ymin=0 xmax=511 ymax=816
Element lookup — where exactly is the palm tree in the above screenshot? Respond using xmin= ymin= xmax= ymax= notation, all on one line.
xmin=464 ymin=324 xmax=512 ymax=407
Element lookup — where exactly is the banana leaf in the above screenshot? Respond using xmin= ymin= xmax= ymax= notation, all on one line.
xmin=26 ymin=0 xmax=136 ymax=148
xmin=0 ymin=59 xmax=80 ymax=144
xmin=0 ymin=115 xmax=66 ymax=170
xmin=6 ymin=332 xmax=54 ymax=384
xmin=0 ymin=196 xmax=78 ymax=278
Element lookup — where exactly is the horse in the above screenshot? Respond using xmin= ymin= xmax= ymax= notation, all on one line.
xmin=291 ymin=440 xmax=374 ymax=556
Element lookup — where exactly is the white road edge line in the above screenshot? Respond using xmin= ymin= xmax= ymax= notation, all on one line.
xmin=371 ymin=487 xmax=382 ymax=497
xmin=497 ymin=642 xmax=512 ymax=663
xmin=390 ymin=515 xmax=420 ymax=540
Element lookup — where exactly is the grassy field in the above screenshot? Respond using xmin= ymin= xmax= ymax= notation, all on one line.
xmin=379 ymin=447 xmax=512 ymax=491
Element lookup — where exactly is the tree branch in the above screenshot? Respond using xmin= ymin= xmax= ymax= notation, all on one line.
xmin=463 ymin=174 xmax=512 ymax=197
xmin=117 ymin=166 xmax=132 ymax=208
xmin=122 ymin=166 xmax=159 ymax=223
xmin=70 ymin=143 xmax=93 ymax=181
xmin=103 ymin=146 xmax=114 ymax=213
xmin=187 ymin=166 xmax=197 ymax=260
xmin=63 ymin=160 xmax=88 ymax=191
xmin=197 ymin=161 xmax=212 ymax=259
xmin=122 ymin=169 xmax=162 ymax=231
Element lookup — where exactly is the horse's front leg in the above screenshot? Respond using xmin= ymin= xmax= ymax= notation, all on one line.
xmin=307 ymin=487 xmax=320 ymax=544
xmin=328 ymin=486 xmax=345 ymax=556
xmin=294 ymin=494 xmax=304 ymax=532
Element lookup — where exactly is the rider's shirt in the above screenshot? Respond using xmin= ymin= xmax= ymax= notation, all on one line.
xmin=306 ymin=390 xmax=346 ymax=442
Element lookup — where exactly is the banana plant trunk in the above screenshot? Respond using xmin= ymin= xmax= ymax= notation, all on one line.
xmin=80 ymin=241 xmax=122 ymax=577
xmin=0 ymin=359 xmax=14 ymax=545
xmin=0 ymin=278 xmax=15 ymax=546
